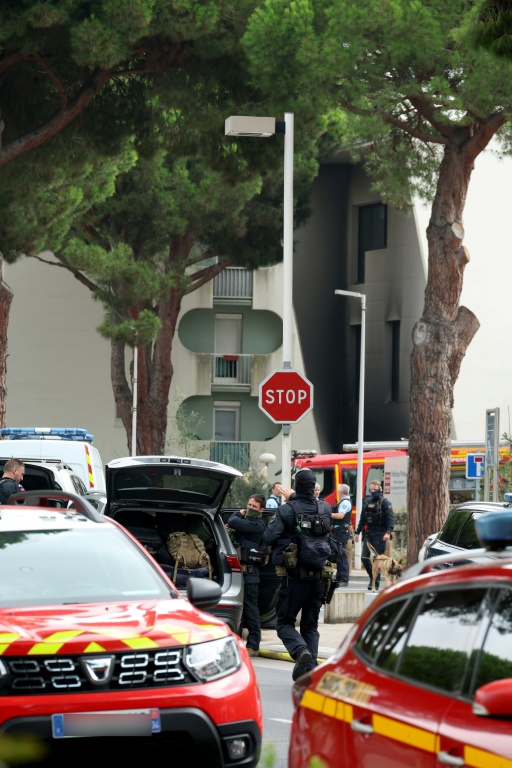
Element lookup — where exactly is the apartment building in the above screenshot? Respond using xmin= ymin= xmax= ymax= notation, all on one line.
xmin=3 ymin=146 xmax=512 ymax=470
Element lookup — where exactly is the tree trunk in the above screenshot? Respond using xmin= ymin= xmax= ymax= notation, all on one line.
xmin=0 ymin=256 xmax=13 ymax=428
xmin=407 ymin=142 xmax=483 ymax=564
xmin=111 ymin=339 xmax=133 ymax=453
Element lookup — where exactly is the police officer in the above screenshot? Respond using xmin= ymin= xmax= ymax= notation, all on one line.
xmin=263 ymin=469 xmax=332 ymax=681
xmin=355 ymin=481 xmax=395 ymax=590
xmin=228 ymin=494 xmax=266 ymax=657
xmin=331 ymin=483 xmax=352 ymax=586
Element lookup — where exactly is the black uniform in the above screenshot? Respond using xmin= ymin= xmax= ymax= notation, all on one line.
xmin=331 ymin=497 xmax=352 ymax=584
xmin=227 ymin=510 xmax=265 ymax=651
xmin=356 ymin=490 xmax=395 ymax=588
xmin=263 ymin=470 xmax=332 ymax=675
xmin=0 ymin=477 xmax=23 ymax=504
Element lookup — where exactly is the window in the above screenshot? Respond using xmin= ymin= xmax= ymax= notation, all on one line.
xmin=437 ymin=508 xmax=472 ymax=545
xmin=357 ymin=203 xmax=387 ymax=283
xmin=215 ymin=314 xmax=242 ymax=381
xmin=387 ymin=320 xmax=400 ymax=402
xmin=456 ymin=513 xmax=480 ymax=549
xmin=396 ymin=587 xmax=487 ymax=694
xmin=351 ymin=324 xmax=361 ymax=403
xmin=71 ymin=475 xmax=87 ymax=496
xmin=213 ymin=402 xmax=240 ymax=442
xmin=357 ymin=598 xmax=409 ymax=662
xmin=474 ymin=588 xmax=512 ymax=690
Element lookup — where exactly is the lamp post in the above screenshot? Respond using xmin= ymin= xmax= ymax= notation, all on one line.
xmin=131 ymin=344 xmax=138 ymax=457
xmin=225 ymin=114 xmax=294 ymax=489
xmin=335 ymin=289 xmax=367 ymax=568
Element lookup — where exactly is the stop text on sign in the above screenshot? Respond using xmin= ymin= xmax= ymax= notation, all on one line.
xmin=258 ymin=369 xmax=314 ymax=424
xmin=263 ymin=388 xmax=309 ymax=405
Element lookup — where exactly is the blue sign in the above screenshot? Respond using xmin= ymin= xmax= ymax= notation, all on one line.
xmin=466 ymin=453 xmax=485 ymax=479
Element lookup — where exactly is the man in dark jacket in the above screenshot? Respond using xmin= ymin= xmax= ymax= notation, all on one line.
xmin=264 ymin=469 xmax=332 ymax=680
xmin=0 ymin=459 xmax=25 ymax=504
xmin=355 ymin=481 xmax=395 ymax=591
xmin=228 ymin=494 xmax=266 ymax=657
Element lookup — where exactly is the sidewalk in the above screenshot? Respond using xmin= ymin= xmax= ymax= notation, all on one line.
xmin=258 ymin=568 xmax=370 ymax=663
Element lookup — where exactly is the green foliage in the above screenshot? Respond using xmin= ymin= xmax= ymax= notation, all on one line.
xmin=242 ymin=0 xmax=512 ymax=207
xmin=167 ymin=391 xmax=208 ymax=458
xmin=224 ymin=456 xmax=273 ymax=508
xmin=456 ymin=0 xmax=512 ymax=59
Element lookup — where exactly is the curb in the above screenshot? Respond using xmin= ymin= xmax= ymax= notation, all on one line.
xmin=258 ymin=649 xmax=328 ymax=664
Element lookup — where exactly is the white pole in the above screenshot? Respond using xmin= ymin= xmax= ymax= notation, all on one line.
xmin=355 ymin=294 xmax=366 ymax=569
xmin=131 ymin=345 xmax=138 ymax=457
xmin=334 ymin=289 xmax=366 ymax=568
xmin=281 ymin=112 xmax=294 ymax=491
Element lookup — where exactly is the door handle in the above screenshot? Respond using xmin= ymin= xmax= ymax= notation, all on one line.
xmin=438 ymin=751 xmax=465 ymax=766
xmin=350 ymin=719 xmax=374 ymax=735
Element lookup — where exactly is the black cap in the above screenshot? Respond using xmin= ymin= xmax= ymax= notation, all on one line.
xmin=294 ymin=468 xmax=316 ymax=494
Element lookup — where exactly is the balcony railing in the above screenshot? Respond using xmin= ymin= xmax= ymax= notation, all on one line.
xmin=210 ymin=441 xmax=250 ymax=472
xmin=212 ymin=354 xmax=251 ymax=386
xmin=213 ymin=267 xmax=253 ymax=300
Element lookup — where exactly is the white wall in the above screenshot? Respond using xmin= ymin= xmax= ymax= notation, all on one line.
xmin=4 ymin=256 xmax=129 ymax=463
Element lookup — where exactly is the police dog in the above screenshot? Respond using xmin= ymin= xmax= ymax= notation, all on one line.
xmin=367 ymin=542 xmax=403 ymax=591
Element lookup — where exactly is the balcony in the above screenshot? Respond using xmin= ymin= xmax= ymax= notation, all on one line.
xmin=210 ymin=441 xmax=250 ymax=472
xmin=211 ymin=354 xmax=251 ymax=390
xmin=213 ymin=267 xmax=253 ymax=303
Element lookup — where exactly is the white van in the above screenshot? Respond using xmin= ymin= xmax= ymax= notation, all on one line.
xmin=0 ymin=428 xmax=106 ymax=492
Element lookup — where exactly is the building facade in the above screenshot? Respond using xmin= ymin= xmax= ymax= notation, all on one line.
xmin=3 ymin=146 xmax=512 ymax=473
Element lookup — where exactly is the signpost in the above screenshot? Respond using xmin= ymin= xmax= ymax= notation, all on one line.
xmin=259 ymin=369 xmax=313 ymax=424
xmin=484 ymin=408 xmax=500 ymax=502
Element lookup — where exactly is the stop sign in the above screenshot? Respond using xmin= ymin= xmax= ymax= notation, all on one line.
xmin=259 ymin=369 xmax=314 ymax=424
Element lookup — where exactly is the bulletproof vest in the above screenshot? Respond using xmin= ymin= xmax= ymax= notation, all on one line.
xmin=364 ymin=497 xmax=385 ymax=529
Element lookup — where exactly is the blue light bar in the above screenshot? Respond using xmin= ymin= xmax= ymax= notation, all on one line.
xmin=475 ymin=510 xmax=512 ymax=551
xmin=0 ymin=428 xmax=94 ymax=442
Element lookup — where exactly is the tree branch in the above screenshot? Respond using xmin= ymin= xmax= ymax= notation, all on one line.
xmin=338 ymin=97 xmax=448 ymax=145
xmin=33 ymin=53 xmax=67 ymax=109
xmin=187 ymin=258 xmax=234 ymax=293
xmin=0 ymin=67 xmax=112 ymax=166
xmin=33 ymin=254 xmax=100 ymax=293
xmin=405 ymin=93 xmax=454 ymax=140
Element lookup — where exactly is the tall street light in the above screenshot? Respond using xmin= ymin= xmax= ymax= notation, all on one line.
xmin=335 ymin=289 xmax=366 ymax=568
xmin=225 ymin=114 xmax=295 ymax=489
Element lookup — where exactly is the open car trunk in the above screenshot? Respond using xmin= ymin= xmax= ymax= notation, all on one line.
xmin=109 ymin=506 xmax=224 ymax=587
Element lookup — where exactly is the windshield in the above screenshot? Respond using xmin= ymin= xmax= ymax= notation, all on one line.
xmin=0 ymin=527 xmax=176 ymax=607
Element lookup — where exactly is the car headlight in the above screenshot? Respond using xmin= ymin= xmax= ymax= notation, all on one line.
xmin=185 ymin=636 xmax=241 ymax=682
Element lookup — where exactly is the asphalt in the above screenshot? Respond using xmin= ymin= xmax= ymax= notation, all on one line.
xmin=256 ymin=569 xmax=369 ymax=663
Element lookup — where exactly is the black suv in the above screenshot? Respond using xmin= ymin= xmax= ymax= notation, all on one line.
xmin=423 ymin=500 xmax=512 ymax=562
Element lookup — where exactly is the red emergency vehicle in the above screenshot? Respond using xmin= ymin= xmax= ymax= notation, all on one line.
xmin=291 ymin=441 xmax=510 ymax=522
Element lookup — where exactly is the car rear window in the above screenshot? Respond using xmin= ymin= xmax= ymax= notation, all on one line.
xmin=112 ymin=466 xmax=225 ymax=505
xmin=437 ymin=508 xmax=472 ymax=545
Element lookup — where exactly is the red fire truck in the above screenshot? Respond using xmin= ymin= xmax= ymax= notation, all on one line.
xmin=291 ymin=440 xmax=510 ymax=520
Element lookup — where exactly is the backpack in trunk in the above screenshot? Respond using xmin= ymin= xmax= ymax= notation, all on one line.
xmin=166 ymin=532 xmax=213 ymax=585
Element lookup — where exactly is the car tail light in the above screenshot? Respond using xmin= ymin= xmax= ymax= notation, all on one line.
xmin=226 ymin=555 xmax=243 ymax=573
xmin=291 ymin=671 xmax=312 ymax=708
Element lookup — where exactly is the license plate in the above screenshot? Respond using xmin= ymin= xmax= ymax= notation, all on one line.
xmin=52 ymin=708 xmax=161 ymax=738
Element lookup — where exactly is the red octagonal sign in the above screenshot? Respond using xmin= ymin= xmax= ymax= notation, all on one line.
xmin=259 ymin=369 xmax=314 ymax=424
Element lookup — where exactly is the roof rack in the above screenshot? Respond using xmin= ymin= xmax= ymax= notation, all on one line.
xmin=4 ymin=490 xmax=105 ymax=523
xmin=0 ymin=428 xmax=94 ymax=443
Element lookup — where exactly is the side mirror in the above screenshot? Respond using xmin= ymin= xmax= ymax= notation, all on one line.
xmin=186 ymin=577 xmax=222 ymax=611
xmin=473 ymin=678 xmax=512 ymax=717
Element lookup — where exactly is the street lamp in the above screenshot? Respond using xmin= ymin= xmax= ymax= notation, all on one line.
xmin=225 ymin=113 xmax=295 ymax=489
xmin=132 ymin=344 xmax=138 ymax=457
xmin=335 ymin=289 xmax=367 ymax=568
